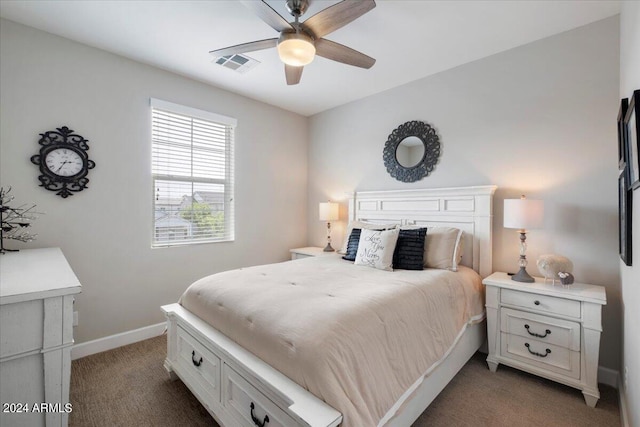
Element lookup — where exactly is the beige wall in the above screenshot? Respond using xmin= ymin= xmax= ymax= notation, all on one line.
xmin=0 ymin=19 xmax=309 ymax=344
xmin=308 ymin=17 xmax=621 ymax=370
xmin=619 ymin=2 xmax=640 ymax=425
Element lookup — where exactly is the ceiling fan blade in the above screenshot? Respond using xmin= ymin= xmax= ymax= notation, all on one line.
xmin=209 ymin=38 xmax=278 ymax=58
xmin=285 ymin=64 xmax=303 ymax=85
xmin=240 ymin=0 xmax=294 ymax=33
xmin=302 ymin=0 xmax=376 ymax=39
xmin=315 ymin=39 xmax=375 ymax=69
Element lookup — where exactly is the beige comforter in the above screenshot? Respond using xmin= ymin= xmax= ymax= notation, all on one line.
xmin=180 ymin=255 xmax=484 ymax=427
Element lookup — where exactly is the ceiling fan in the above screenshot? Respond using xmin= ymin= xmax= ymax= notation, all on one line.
xmin=210 ymin=0 xmax=376 ymax=85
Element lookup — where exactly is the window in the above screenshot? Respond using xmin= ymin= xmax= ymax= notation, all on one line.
xmin=151 ymin=99 xmax=235 ymax=247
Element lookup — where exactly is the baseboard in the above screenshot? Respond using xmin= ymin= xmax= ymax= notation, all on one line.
xmin=597 ymin=366 xmax=619 ymax=388
xmin=71 ymin=322 xmax=165 ymax=360
xmin=618 ymin=380 xmax=631 ymax=427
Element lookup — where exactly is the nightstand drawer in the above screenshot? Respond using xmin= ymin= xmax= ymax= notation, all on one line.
xmin=501 ymin=333 xmax=580 ymax=379
xmin=501 ymin=308 xmax=580 ymax=351
xmin=501 ymin=289 xmax=581 ymax=319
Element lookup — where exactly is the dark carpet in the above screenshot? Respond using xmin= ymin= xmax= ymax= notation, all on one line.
xmin=70 ymin=335 xmax=620 ymax=427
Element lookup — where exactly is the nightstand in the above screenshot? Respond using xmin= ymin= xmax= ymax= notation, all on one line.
xmin=483 ymin=272 xmax=606 ymax=407
xmin=289 ymin=247 xmax=335 ymax=260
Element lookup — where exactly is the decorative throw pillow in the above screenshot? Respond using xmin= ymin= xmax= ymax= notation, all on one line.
xmin=342 ymin=228 xmax=362 ymax=261
xmin=354 ymin=228 xmax=400 ymax=271
xmin=339 ymin=221 xmax=397 ymax=254
xmin=423 ymin=227 xmax=464 ymax=271
xmin=393 ymin=228 xmax=427 ymax=270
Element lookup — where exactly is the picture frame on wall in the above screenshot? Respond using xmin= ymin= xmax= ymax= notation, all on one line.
xmin=618 ymin=98 xmax=629 ymax=169
xmin=624 ymin=90 xmax=640 ymax=189
xmin=619 ymin=166 xmax=632 ymax=266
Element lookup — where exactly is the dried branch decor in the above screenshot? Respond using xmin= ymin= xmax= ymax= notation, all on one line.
xmin=0 ymin=187 xmax=41 ymax=254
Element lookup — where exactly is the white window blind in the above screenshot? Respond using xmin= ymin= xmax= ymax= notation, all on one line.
xmin=151 ymin=99 xmax=235 ymax=247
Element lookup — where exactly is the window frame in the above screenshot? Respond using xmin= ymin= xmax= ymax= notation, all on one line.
xmin=150 ymin=98 xmax=236 ymax=248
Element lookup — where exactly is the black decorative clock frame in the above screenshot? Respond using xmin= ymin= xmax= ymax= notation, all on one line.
xmin=383 ymin=120 xmax=440 ymax=183
xmin=30 ymin=126 xmax=96 ymax=198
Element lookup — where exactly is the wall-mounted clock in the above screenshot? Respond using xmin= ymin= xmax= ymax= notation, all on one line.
xmin=30 ymin=126 xmax=95 ymax=198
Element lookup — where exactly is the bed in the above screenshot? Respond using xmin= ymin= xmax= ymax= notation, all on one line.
xmin=162 ymin=185 xmax=497 ymax=427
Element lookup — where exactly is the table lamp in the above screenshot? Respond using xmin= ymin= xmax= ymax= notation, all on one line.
xmin=319 ymin=201 xmax=339 ymax=252
xmin=503 ymin=195 xmax=544 ymax=283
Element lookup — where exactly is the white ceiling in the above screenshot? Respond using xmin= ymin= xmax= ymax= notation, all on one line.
xmin=0 ymin=1 xmax=620 ymax=117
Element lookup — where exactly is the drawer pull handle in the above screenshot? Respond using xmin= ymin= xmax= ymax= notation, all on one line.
xmin=534 ymin=300 xmax=541 ymax=306
xmin=250 ymin=402 xmax=269 ymax=427
xmin=525 ymin=343 xmax=551 ymax=358
xmin=524 ymin=324 xmax=551 ymax=338
xmin=191 ymin=350 xmax=202 ymax=367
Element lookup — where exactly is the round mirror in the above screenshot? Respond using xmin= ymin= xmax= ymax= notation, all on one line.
xmin=395 ymin=136 xmax=425 ymax=168
xmin=383 ymin=121 xmax=441 ymax=183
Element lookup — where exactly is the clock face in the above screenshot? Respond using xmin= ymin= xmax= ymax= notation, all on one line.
xmin=45 ymin=148 xmax=84 ymax=177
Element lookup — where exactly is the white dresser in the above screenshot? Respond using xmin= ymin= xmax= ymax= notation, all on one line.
xmin=483 ymin=272 xmax=606 ymax=407
xmin=0 ymin=248 xmax=81 ymax=427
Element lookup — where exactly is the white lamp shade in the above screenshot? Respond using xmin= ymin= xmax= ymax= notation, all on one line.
xmin=319 ymin=202 xmax=339 ymax=221
xmin=277 ymin=32 xmax=316 ymax=66
xmin=504 ymin=197 xmax=544 ymax=230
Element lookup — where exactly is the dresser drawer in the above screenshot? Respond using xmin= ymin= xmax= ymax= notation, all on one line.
xmin=501 ymin=332 xmax=580 ymax=379
xmin=0 ymin=300 xmax=44 ymax=358
xmin=501 ymin=289 xmax=581 ymax=319
xmin=500 ymin=308 xmax=580 ymax=351
xmin=176 ymin=327 xmax=221 ymax=403
xmin=222 ymin=364 xmax=297 ymax=427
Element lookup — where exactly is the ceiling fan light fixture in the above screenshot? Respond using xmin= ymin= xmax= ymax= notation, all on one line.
xmin=277 ymin=32 xmax=315 ymax=66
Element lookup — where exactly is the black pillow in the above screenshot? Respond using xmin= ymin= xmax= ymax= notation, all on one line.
xmin=342 ymin=228 xmax=362 ymax=261
xmin=393 ymin=228 xmax=427 ymax=270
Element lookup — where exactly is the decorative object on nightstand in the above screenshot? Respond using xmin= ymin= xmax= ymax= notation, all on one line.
xmin=483 ymin=272 xmax=606 ymax=407
xmin=0 ymin=187 xmax=41 ymax=254
xmin=503 ymin=195 xmax=544 ymax=283
xmin=319 ymin=201 xmax=339 ymax=252
xmin=558 ymin=272 xmax=574 ymax=286
xmin=536 ymin=254 xmax=573 ymax=285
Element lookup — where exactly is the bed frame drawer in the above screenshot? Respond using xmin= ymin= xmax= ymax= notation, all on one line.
xmin=222 ymin=364 xmax=298 ymax=427
xmin=501 ymin=289 xmax=580 ymax=319
xmin=176 ymin=326 xmax=221 ymax=404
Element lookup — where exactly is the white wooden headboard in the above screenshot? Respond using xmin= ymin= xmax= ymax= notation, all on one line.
xmin=348 ymin=185 xmax=497 ymax=278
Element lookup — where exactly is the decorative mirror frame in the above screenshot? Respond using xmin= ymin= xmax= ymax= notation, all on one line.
xmin=383 ymin=120 xmax=440 ymax=183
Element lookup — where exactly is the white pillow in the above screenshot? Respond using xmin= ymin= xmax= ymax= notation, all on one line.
xmin=423 ymin=227 xmax=463 ymax=271
xmin=354 ymin=228 xmax=400 ymax=271
xmin=339 ymin=220 xmax=397 ymax=254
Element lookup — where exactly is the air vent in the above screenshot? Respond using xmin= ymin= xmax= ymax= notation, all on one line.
xmin=213 ymin=54 xmax=260 ymax=74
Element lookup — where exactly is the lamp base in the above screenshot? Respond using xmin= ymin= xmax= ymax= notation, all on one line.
xmin=323 ymin=243 xmax=335 ymax=252
xmin=511 ymin=267 xmax=535 ymax=283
